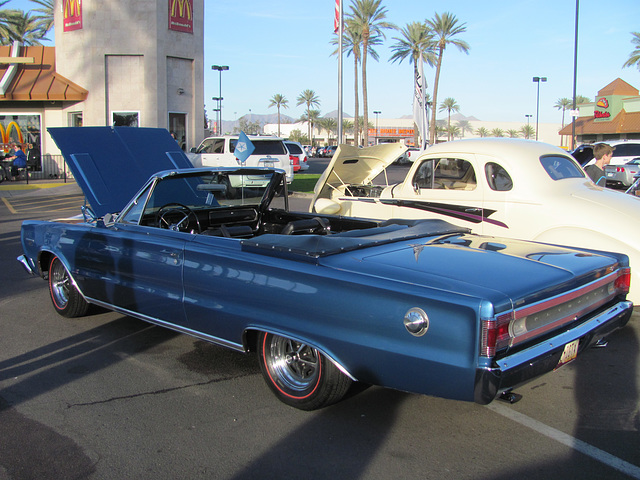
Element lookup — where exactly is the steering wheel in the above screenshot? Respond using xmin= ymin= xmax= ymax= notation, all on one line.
xmin=156 ymin=203 xmax=201 ymax=233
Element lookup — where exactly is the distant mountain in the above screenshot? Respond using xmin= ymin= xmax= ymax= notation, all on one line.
xmin=323 ymin=110 xmax=353 ymax=119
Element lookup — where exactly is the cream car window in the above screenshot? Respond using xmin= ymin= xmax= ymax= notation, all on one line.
xmin=413 ymin=158 xmax=477 ymax=190
xmin=485 ymin=162 xmax=513 ymax=191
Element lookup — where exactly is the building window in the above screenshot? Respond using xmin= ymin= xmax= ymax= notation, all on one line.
xmin=112 ymin=111 xmax=139 ymax=127
xmin=69 ymin=112 xmax=83 ymax=127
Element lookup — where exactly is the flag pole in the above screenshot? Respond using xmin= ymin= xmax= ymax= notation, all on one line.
xmin=337 ymin=0 xmax=343 ymax=145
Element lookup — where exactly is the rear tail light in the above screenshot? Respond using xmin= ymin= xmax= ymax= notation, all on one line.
xmin=614 ymin=267 xmax=631 ymax=294
xmin=480 ymin=267 xmax=630 ymax=358
xmin=290 ymin=154 xmax=298 ymax=165
xmin=617 ymin=167 xmax=625 ymax=173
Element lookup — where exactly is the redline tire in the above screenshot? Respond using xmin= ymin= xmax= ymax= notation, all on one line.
xmin=48 ymin=256 xmax=90 ymax=318
xmin=258 ymin=331 xmax=351 ymax=410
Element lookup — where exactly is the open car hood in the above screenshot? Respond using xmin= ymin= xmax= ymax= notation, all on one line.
xmin=48 ymin=127 xmax=193 ymax=218
xmin=311 ymin=143 xmax=407 ymax=206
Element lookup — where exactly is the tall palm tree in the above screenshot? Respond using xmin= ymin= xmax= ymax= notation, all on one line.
xmin=623 ymin=32 xmax=640 ymax=71
xmin=332 ymin=20 xmax=362 ymax=146
xmin=438 ymin=97 xmax=459 ymax=141
xmin=268 ymin=94 xmax=288 ymax=137
xmin=506 ymin=129 xmax=520 ymax=138
xmin=389 ymin=21 xmax=436 ymax=146
xmin=296 ymin=89 xmax=320 ymax=146
xmin=425 ymin=12 xmax=470 ymax=145
xmin=554 ymin=97 xmax=572 ymax=147
xmin=348 ymin=0 xmax=394 ymax=147
xmin=319 ymin=117 xmax=338 ymax=145
xmin=28 ymin=0 xmax=52 ymax=36
xmin=299 ymin=109 xmax=322 ymax=146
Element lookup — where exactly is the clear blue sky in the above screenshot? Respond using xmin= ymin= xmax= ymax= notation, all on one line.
xmin=10 ymin=0 xmax=640 ymax=126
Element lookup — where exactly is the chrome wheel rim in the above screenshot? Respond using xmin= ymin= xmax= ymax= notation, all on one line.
xmin=267 ymin=336 xmax=320 ymax=393
xmin=50 ymin=260 xmax=70 ymax=308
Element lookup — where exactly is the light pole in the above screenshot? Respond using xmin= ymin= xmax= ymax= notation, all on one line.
xmin=532 ymin=76 xmax=547 ymax=141
xmin=212 ymin=65 xmax=229 ymax=135
xmin=211 ymin=97 xmax=222 ymax=135
xmin=525 ymin=114 xmax=532 ymax=126
xmin=373 ymin=111 xmax=381 ymax=145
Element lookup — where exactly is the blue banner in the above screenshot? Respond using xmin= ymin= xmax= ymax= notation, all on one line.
xmin=235 ymin=131 xmax=255 ymax=164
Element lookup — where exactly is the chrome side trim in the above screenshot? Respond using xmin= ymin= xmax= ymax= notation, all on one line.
xmin=17 ymin=255 xmax=36 ymax=275
xmin=496 ymin=301 xmax=633 ymax=372
xmin=86 ymin=297 xmax=246 ymax=352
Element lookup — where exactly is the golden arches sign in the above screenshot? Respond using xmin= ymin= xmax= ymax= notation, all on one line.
xmin=63 ymin=0 xmax=82 ymax=32
xmin=0 ymin=122 xmax=24 ymax=147
xmin=169 ymin=0 xmax=193 ymax=33
xmin=171 ymin=0 xmax=192 ymax=20
xmin=63 ymin=0 xmax=81 ymax=17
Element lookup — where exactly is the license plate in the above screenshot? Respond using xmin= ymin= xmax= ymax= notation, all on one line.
xmin=260 ymin=159 xmax=276 ymax=168
xmin=555 ymin=339 xmax=579 ymax=369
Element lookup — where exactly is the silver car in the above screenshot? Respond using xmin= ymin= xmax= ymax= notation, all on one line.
xmin=605 ymin=157 xmax=640 ymax=188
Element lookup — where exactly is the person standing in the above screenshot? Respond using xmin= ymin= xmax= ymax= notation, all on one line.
xmin=584 ymin=143 xmax=613 ymax=186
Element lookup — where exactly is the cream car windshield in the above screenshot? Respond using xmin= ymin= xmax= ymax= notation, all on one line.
xmin=540 ymin=155 xmax=585 ymax=181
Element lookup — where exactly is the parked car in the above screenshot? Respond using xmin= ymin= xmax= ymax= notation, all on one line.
xmin=314 ymin=146 xmax=325 ymax=158
xmin=188 ymin=134 xmax=294 ymax=182
xmin=311 ymin=139 xmax=640 ymax=304
xmin=570 ymin=140 xmax=640 ymax=167
xmin=18 ymin=127 xmax=633 ymax=411
xmin=394 ymin=147 xmax=422 ymax=164
xmin=605 ymin=157 xmax=640 ymax=188
xmin=284 ymin=140 xmax=309 ymax=172
xmin=323 ymin=145 xmax=338 ymax=158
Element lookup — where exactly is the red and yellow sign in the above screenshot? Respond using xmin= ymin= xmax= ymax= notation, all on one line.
xmin=63 ymin=0 xmax=82 ymax=32
xmin=169 ymin=0 xmax=193 ymax=33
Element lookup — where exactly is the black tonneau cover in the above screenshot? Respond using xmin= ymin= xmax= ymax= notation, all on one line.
xmin=241 ymin=219 xmax=469 ymax=262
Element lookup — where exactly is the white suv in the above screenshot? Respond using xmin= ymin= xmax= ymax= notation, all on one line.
xmin=189 ymin=135 xmax=294 ymax=182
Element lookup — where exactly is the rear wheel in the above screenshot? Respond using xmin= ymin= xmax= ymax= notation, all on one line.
xmin=258 ymin=332 xmax=351 ymax=410
xmin=48 ymin=256 xmax=90 ymax=318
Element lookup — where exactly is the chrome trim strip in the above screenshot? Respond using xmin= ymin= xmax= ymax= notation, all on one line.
xmin=86 ymin=297 xmax=246 ymax=353
xmin=496 ymin=301 xmax=632 ymax=372
xmin=17 ymin=255 xmax=36 ymax=275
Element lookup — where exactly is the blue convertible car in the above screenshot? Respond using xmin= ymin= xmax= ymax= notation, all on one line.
xmin=18 ymin=127 xmax=633 ymax=410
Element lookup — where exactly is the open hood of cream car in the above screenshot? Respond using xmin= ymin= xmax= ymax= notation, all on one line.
xmin=311 ymin=143 xmax=407 ymax=212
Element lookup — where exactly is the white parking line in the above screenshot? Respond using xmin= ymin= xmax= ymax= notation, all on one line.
xmin=487 ymin=403 xmax=640 ymax=479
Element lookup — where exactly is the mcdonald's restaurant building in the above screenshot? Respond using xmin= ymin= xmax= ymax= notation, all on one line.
xmin=0 ymin=0 xmax=204 ymax=177
xmin=559 ymin=78 xmax=640 ymax=144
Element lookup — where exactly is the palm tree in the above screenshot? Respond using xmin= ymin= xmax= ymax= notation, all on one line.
xmin=475 ymin=126 xmax=489 ymax=137
xmin=268 ymin=94 xmax=288 ymax=137
xmin=299 ymin=109 xmax=322 ymax=146
xmin=506 ymin=129 xmax=520 ymax=138
xmin=28 ymin=0 xmax=53 ymax=36
xmin=348 ymin=0 xmax=394 ymax=147
xmin=623 ymin=32 xmax=640 ymax=71
xmin=389 ymin=21 xmax=436 ymax=146
xmin=332 ymin=19 xmax=380 ymax=146
xmin=447 ymin=124 xmax=460 ymax=140
xmin=319 ymin=117 xmax=338 ymax=145
xmin=491 ymin=128 xmax=504 ymax=137
xmin=438 ymin=97 xmax=459 ymax=141
xmin=7 ymin=10 xmax=48 ymax=45
xmin=425 ymin=12 xmax=470 ymax=145
xmin=554 ymin=97 xmax=572 ymax=147
xmin=456 ymin=119 xmax=470 ymax=137
xmin=520 ymin=124 xmax=535 ymax=139
xmin=576 ymin=95 xmax=591 ymax=105
xmin=296 ymin=90 xmax=320 ymax=146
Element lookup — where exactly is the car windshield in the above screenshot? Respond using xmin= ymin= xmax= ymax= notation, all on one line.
xmin=118 ymin=171 xmax=283 ymax=225
xmin=540 ymin=155 xmax=585 ymax=180
xmin=230 ymin=139 xmax=286 ymax=155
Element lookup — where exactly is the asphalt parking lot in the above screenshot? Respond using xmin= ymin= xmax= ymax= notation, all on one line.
xmin=0 ymin=168 xmax=639 ymax=479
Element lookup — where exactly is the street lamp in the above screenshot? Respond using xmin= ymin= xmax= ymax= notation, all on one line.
xmin=532 ymin=76 xmax=547 ymax=141
xmin=212 ymin=65 xmax=229 ymax=135
xmin=525 ymin=114 xmax=532 ymax=125
xmin=373 ymin=111 xmax=381 ymax=145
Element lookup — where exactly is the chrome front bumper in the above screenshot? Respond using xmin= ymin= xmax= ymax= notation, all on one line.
xmin=474 ymin=300 xmax=634 ymax=404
